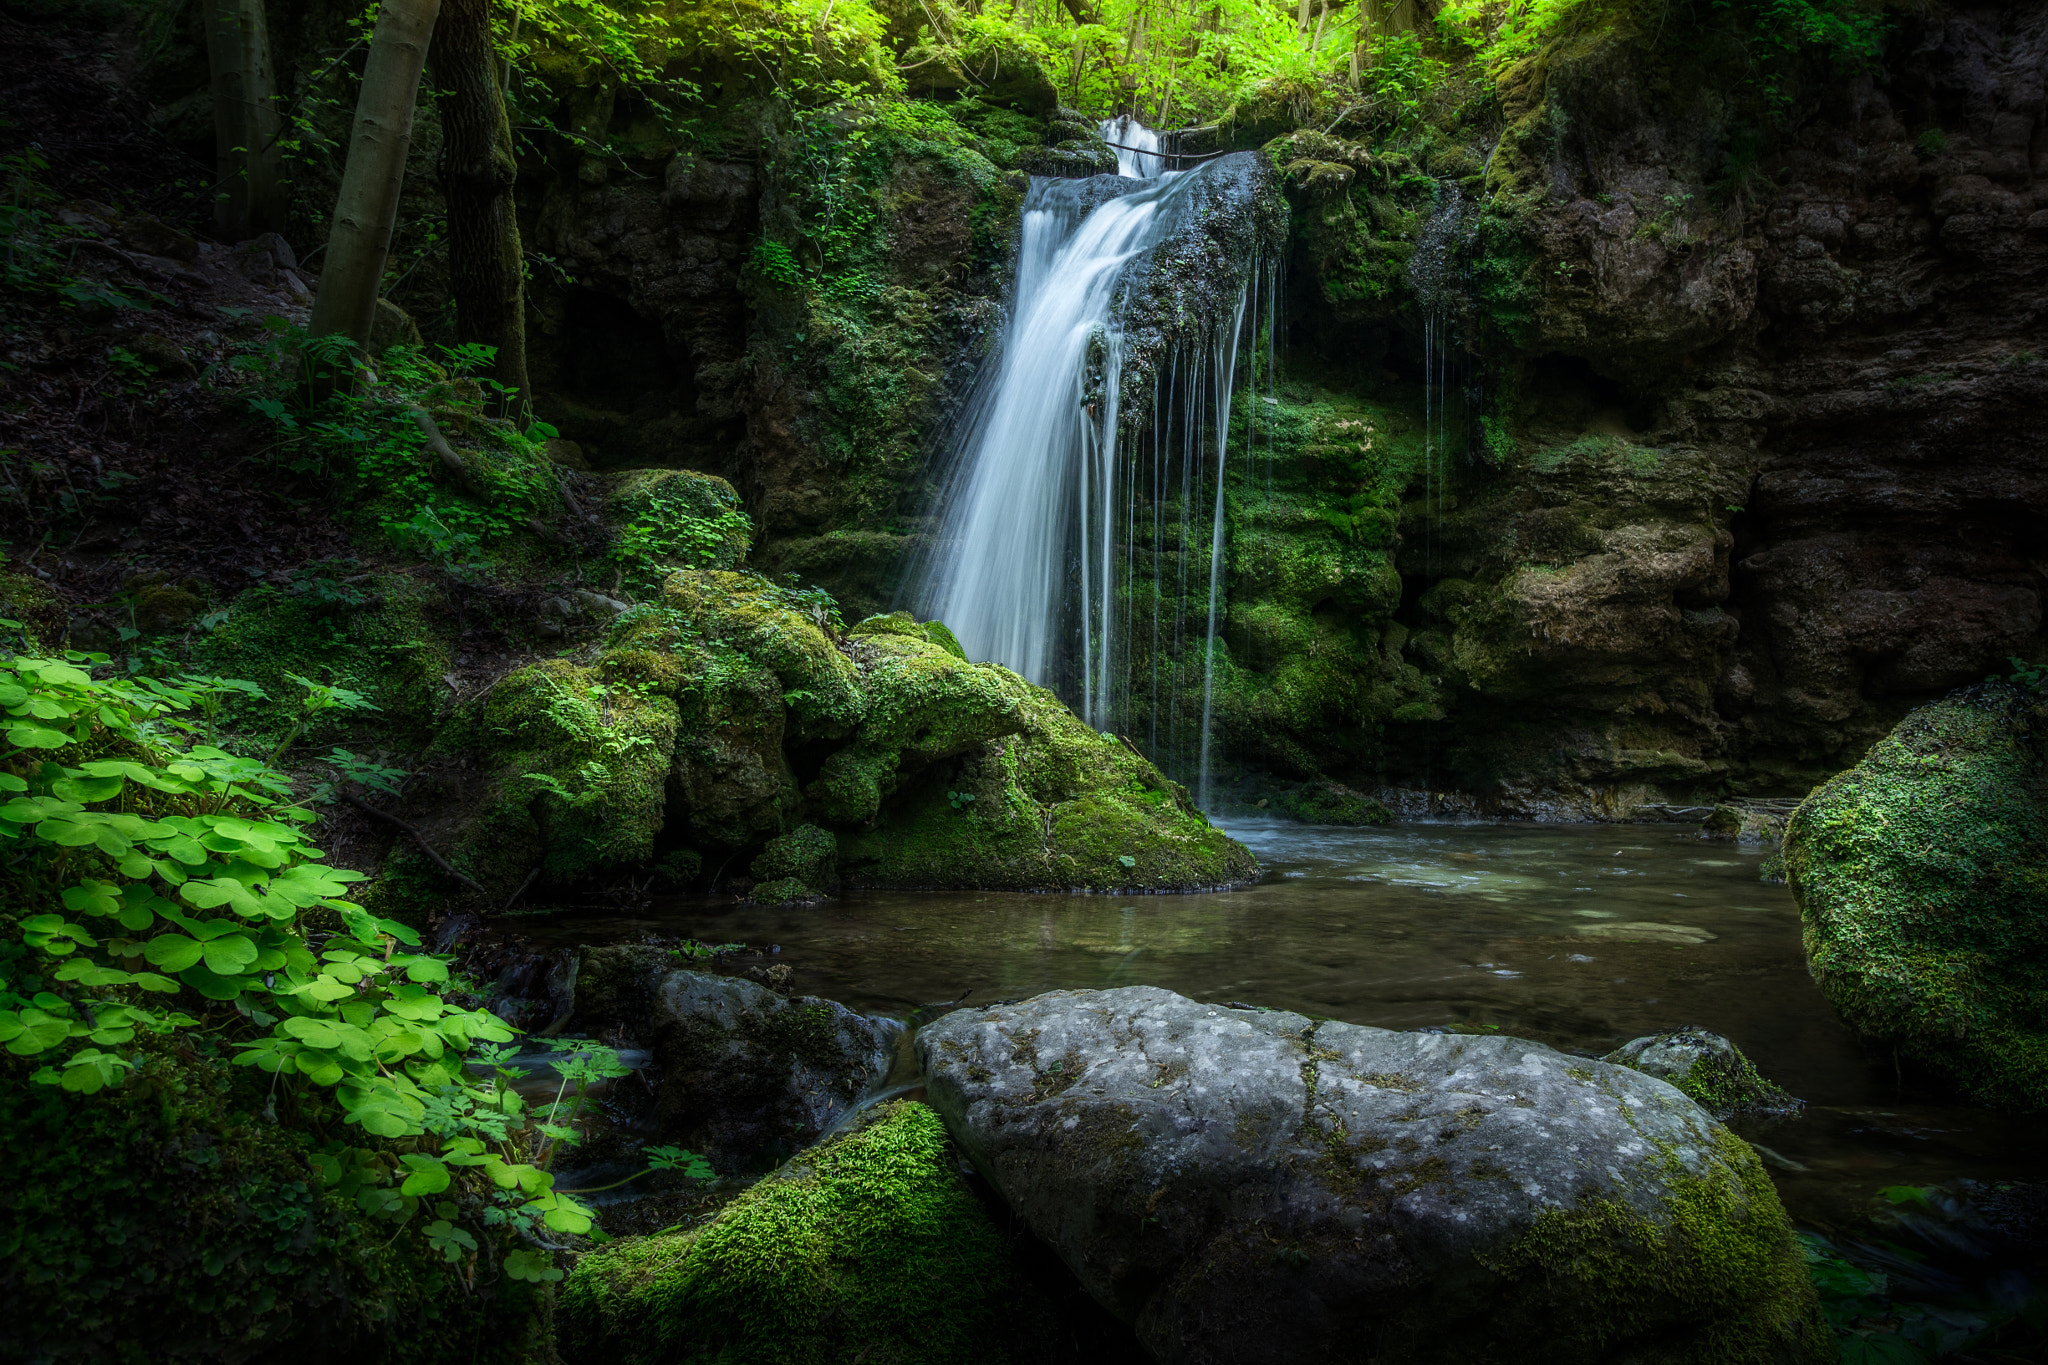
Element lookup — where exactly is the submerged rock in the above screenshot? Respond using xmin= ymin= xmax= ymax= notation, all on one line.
xmin=917 ymin=986 xmax=1828 ymax=1365
xmin=1786 ymin=682 xmax=2048 ymax=1111
xmin=646 ymin=970 xmax=896 ymax=1173
xmin=558 ymin=1101 xmax=1017 ymax=1365
xmin=1605 ymin=1027 xmax=1802 ymax=1121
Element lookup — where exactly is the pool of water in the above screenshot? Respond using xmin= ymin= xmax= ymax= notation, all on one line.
xmin=518 ymin=818 xmax=2040 ymax=1244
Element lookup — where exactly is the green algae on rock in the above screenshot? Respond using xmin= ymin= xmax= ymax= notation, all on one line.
xmin=557 ymin=1101 xmax=1014 ymax=1365
xmin=1785 ymin=683 xmax=2048 ymax=1112
xmin=1605 ymin=1027 xmax=1802 ymax=1122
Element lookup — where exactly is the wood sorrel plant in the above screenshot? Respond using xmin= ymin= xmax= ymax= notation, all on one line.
xmin=0 ymin=645 xmax=686 ymax=1280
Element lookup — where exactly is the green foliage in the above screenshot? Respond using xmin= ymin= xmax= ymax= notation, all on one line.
xmin=0 ymin=652 xmax=644 ymax=1290
xmin=232 ymin=322 xmax=565 ymax=566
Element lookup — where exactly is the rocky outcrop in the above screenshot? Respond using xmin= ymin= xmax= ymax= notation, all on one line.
xmin=1605 ymin=1028 xmax=1802 ymax=1122
xmin=376 ymin=565 xmax=1255 ymax=909
xmin=916 ymin=986 xmax=1828 ymax=1365
xmin=1785 ymin=682 xmax=2048 ymax=1111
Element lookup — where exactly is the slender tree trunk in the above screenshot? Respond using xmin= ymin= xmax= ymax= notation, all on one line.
xmin=434 ymin=0 xmax=530 ymax=410
xmin=204 ymin=0 xmax=283 ymax=240
xmin=309 ymin=0 xmax=442 ymax=355
xmin=238 ymin=0 xmax=283 ymax=236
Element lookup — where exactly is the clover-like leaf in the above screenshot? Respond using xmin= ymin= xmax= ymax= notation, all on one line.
xmin=143 ymin=934 xmax=205 ymax=972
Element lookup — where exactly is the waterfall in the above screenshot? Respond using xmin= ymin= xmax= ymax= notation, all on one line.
xmin=1099 ymin=115 xmax=1163 ymax=177
xmin=913 ymin=125 xmax=1279 ymax=800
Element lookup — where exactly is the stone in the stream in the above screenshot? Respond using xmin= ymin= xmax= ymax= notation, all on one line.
xmin=558 ymin=1100 xmax=1018 ymax=1365
xmin=1604 ymin=1027 xmax=1802 ymax=1121
xmin=916 ymin=986 xmax=1829 ymax=1365
xmin=626 ymin=966 xmax=894 ymax=1172
xmin=1785 ymin=682 xmax=2048 ymax=1112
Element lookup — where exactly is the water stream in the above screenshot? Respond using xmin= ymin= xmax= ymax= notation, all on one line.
xmin=522 ymin=821 xmax=2038 ymax=1246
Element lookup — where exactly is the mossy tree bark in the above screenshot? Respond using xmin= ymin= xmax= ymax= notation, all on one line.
xmin=309 ymin=0 xmax=442 ymax=355
xmin=433 ymin=0 xmax=531 ymax=413
xmin=202 ymin=0 xmax=283 ymax=240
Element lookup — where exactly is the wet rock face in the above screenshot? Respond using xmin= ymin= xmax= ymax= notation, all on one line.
xmin=917 ymin=986 xmax=1828 ymax=1365
xmin=647 ymin=970 xmax=897 ymax=1173
xmin=1504 ymin=7 xmax=2048 ymax=786
xmin=1785 ymin=683 xmax=2048 ymax=1111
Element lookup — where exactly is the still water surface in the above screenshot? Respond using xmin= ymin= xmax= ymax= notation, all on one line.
xmin=525 ymin=819 xmax=2038 ymax=1237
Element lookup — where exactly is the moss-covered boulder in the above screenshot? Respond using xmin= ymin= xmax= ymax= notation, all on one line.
xmin=1785 ymin=683 xmax=2048 ymax=1111
xmin=841 ymin=666 xmax=1256 ymax=892
xmin=1277 ymin=778 xmax=1393 ymax=826
xmin=1605 ymin=1027 xmax=1802 ymax=1122
xmin=751 ymin=824 xmax=838 ymax=902
xmin=919 ymin=986 xmax=1830 ymax=1364
xmin=558 ymin=1101 xmax=1016 ymax=1365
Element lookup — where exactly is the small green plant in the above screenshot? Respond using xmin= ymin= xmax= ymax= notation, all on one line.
xmin=2005 ymin=657 xmax=2046 ymax=692
xmin=945 ymin=790 xmax=977 ymax=811
xmin=1914 ymin=128 xmax=1949 ymax=159
xmin=751 ymin=240 xmax=803 ymax=288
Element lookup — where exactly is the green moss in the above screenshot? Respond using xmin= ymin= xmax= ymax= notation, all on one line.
xmin=1278 ymin=779 xmax=1392 ymax=825
xmin=1605 ymin=1029 xmax=1801 ymax=1121
xmin=402 ymin=656 xmax=680 ymax=910
xmin=193 ymin=578 xmax=454 ymax=748
xmin=1785 ymin=684 xmax=2048 ymax=1111
xmin=751 ymin=823 xmax=838 ymax=894
xmin=1477 ymin=1128 xmax=1830 ymax=1362
xmin=557 ymin=1101 xmax=1016 ymax=1365
xmin=841 ymin=673 xmax=1256 ymax=892
xmin=664 ymin=572 xmax=865 ymax=741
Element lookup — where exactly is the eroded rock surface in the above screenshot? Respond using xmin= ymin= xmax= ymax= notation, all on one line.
xmin=917 ymin=986 xmax=1827 ymax=1365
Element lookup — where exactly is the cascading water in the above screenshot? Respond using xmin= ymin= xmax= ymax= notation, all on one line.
xmin=913 ymin=123 xmax=1279 ymax=805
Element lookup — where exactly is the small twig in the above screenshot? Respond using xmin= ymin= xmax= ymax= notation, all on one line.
xmin=502 ymin=865 xmax=541 ymax=914
xmin=71 ymin=238 xmax=175 ymax=280
xmin=341 ymin=792 xmax=488 ymax=896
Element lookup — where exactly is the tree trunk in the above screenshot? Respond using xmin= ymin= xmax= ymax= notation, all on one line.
xmin=434 ymin=0 xmax=530 ymax=411
xmin=203 ymin=0 xmax=280 ymax=239
xmin=309 ymin=0 xmax=442 ymax=356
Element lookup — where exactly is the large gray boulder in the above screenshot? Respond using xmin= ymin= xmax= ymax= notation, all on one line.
xmin=916 ymin=986 xmax=1828 ymax=1365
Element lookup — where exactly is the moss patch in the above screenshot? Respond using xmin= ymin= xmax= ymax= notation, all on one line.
xmin=557 ymin=1101 xmax=1015 ymax=1365
xmin=1785 ymin=683 xmax=2048 ymax=1111
xmin=1475 ymin=1127 xmax=1830 ymax=1363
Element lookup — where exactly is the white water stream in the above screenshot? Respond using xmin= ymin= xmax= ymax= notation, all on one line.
xmin=915 ymin=121 xmax=1261 ymax=803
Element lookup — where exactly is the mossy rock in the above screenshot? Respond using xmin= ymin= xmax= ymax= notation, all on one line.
xmin=423 ymin=656 xmax=681 ymax=905
xmin=0 ymin=569 xmax=64 ymax=647
xmin=558 ymin=1101 xmax=1017 ymax=1365
xmin=751 ymin=823 xmax=837 ymax=897
xmin=842 ymin=672 xmax=1257 ymax=892
xmin=1278 ymin=779 xmax=1392 ymax=826
xmin=606 ymin=468 xmax=752 ymax=579
xmin=1785 ymin=683 xmax=2048 ymax=1111
xmin=1605 ymin=1028 xmax=1802 ymax=1122
xmin=663 ymin=570 xmax=865 ymax=741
